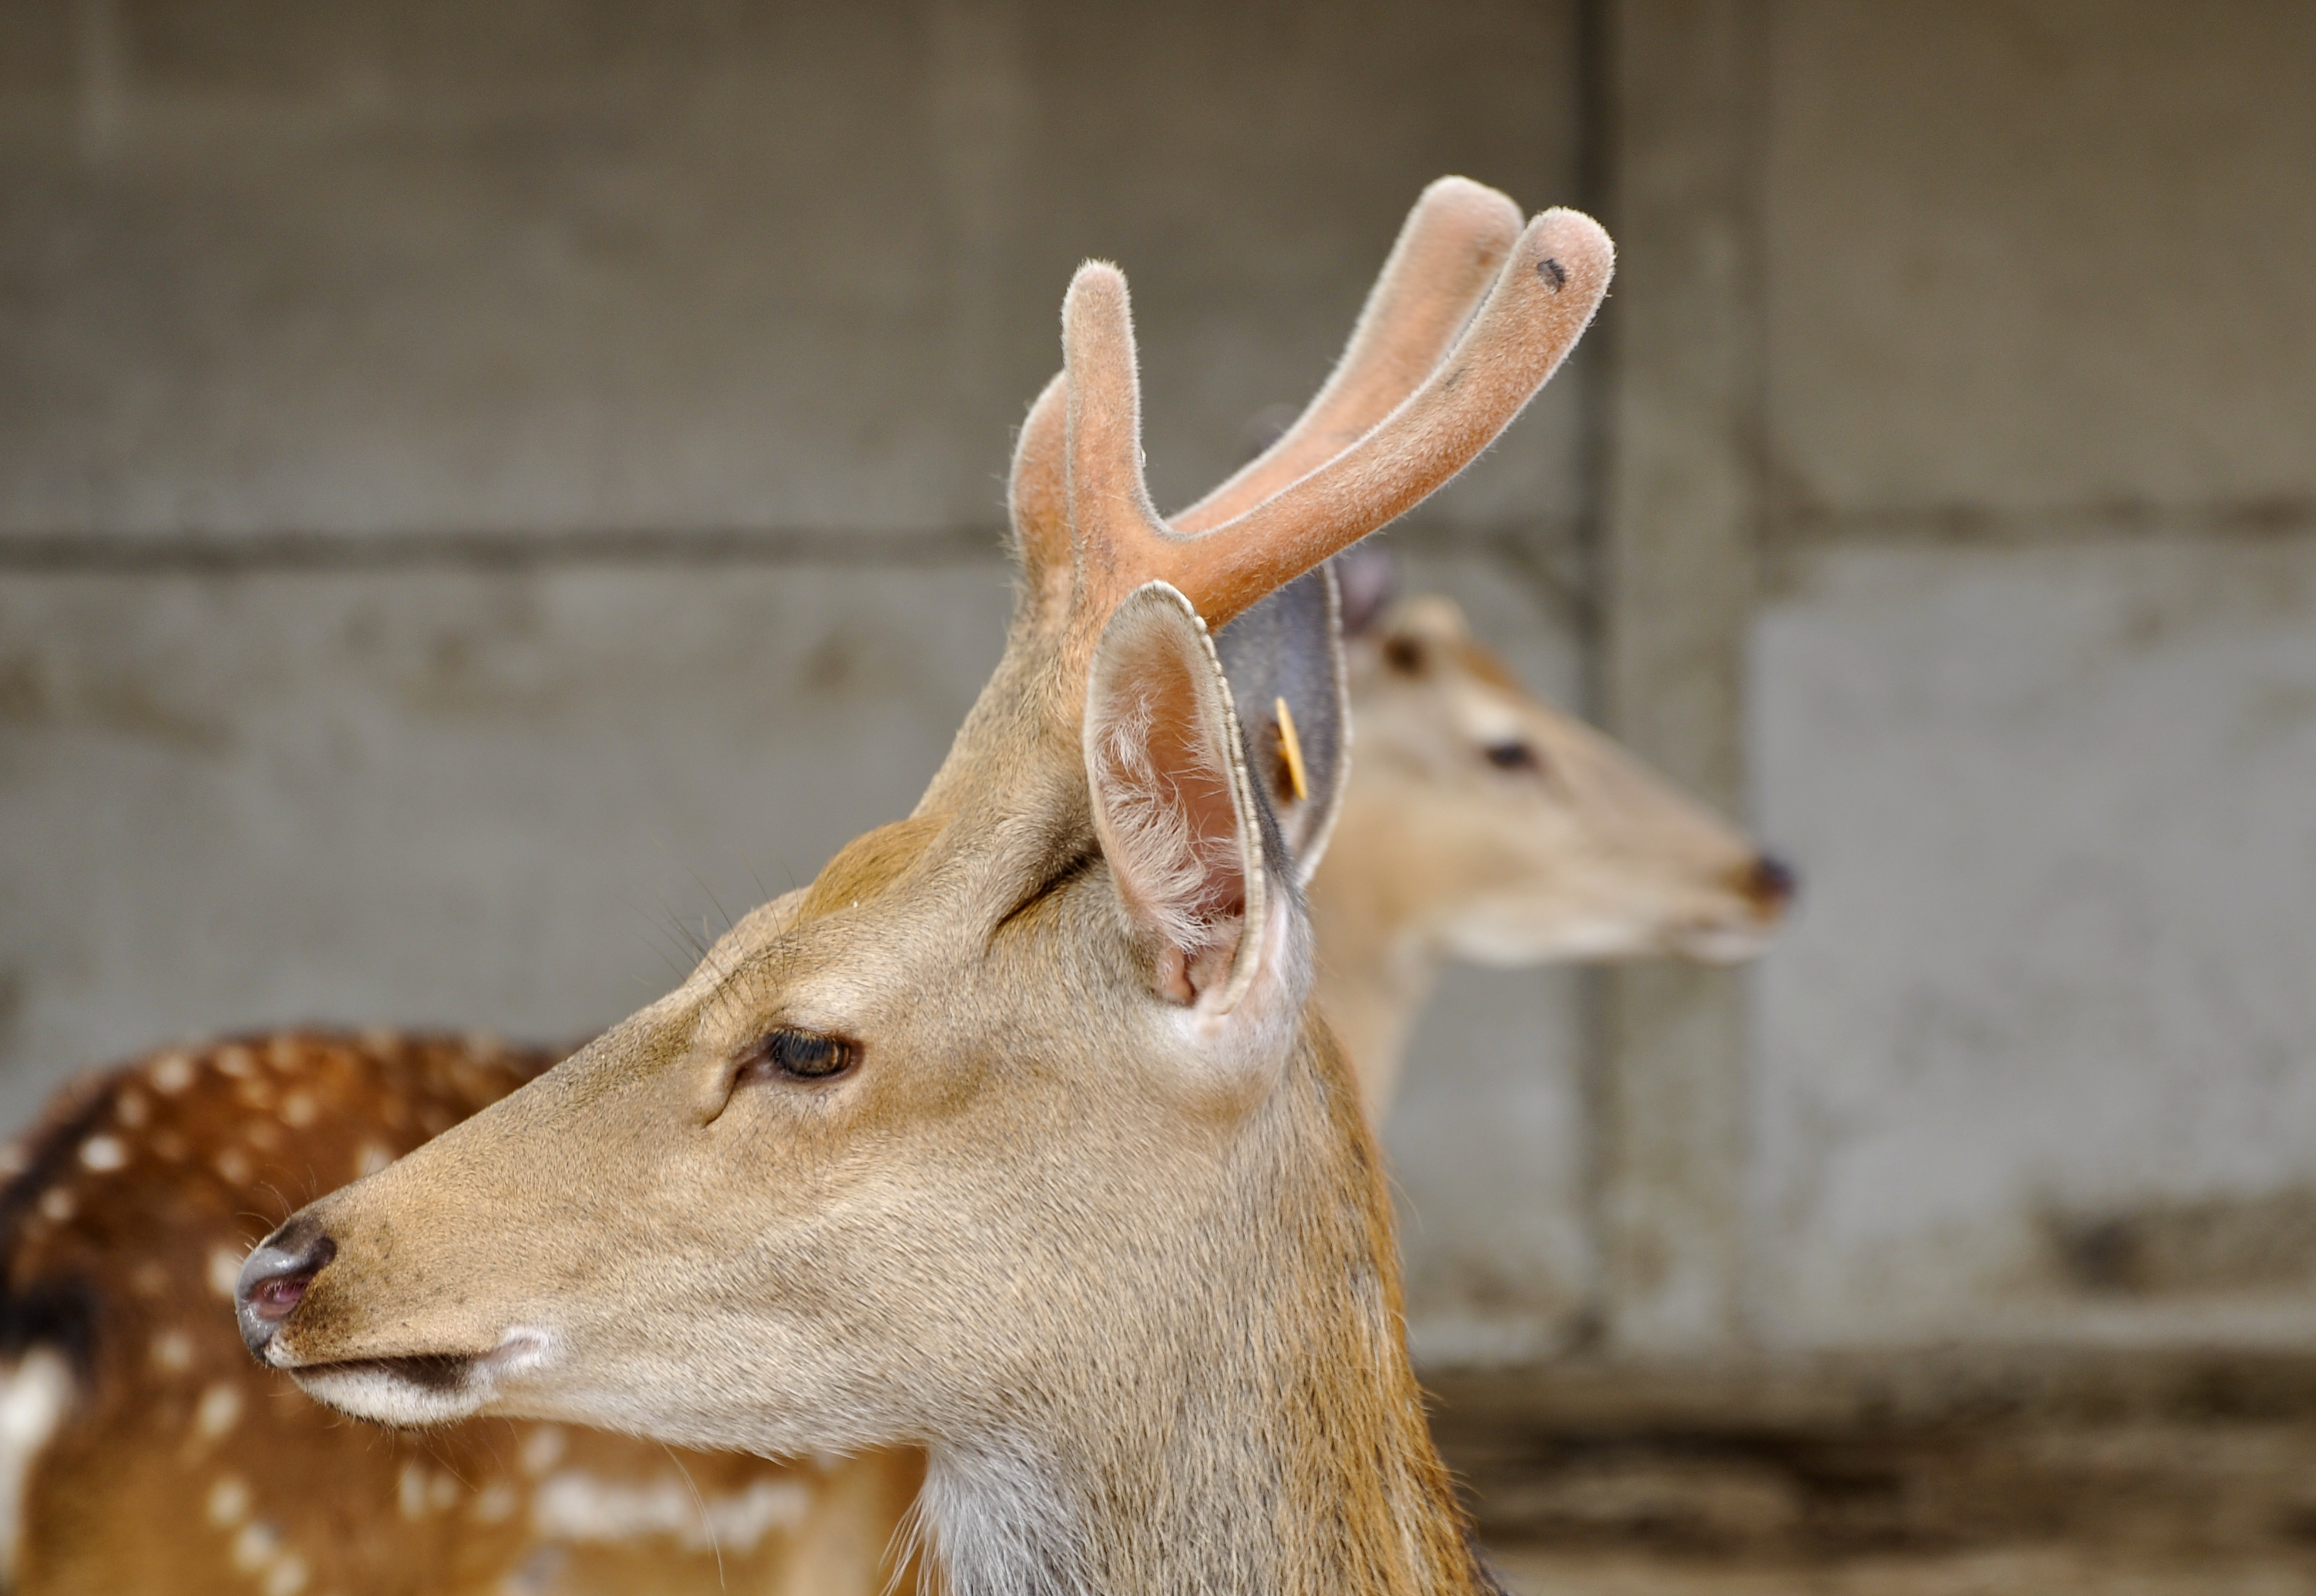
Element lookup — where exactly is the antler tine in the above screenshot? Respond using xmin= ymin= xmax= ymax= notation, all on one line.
xmin=1012 ymin=179 xmax=1519 ymax=638
xmin=1171 ymin=176 xmax=1523 ymax=535
xmin=1006 ymin=371 xmax=1072 ymax=632
xmin=1060 ymin=262 xmax=1179 ymax=645
xmin=1169 ymin=208 xmax=1613 ymax=631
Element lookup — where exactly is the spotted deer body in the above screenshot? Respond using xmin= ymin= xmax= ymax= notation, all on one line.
xmin=216 ymin=181 xmax=1611 ymax=1595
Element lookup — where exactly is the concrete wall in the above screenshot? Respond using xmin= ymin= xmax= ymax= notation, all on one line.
xmin=1748 ymin=0 xmax=2316 ymax=1348
xmin=0 ymin=0 xmax=1598 ymax=1358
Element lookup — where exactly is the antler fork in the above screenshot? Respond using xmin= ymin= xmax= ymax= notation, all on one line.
xmin=1051 ymin=197 xmax=1611 ymax=683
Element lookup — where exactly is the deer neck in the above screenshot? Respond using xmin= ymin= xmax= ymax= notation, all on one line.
xmin=1305 ymin=799 xmax=1452 ymax=1119
xmin=913 ymin=1024 xmax=1488 ymax=1596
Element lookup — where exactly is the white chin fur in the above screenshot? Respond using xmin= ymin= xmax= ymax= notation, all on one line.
xmin=1673 ymin=923 xmax=1777 ymax=964
xmin=292 ymin=1362 xmax=487 ymax=1427
xmin=290 ymin=1325 xmax=556 ymax=1428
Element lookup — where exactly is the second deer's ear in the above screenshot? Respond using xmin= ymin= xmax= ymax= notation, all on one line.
xmin=1085 ymin=583 xmax=1271 ymax=1014
xmin=1213 ymin=562 xmax=1350 ymax=887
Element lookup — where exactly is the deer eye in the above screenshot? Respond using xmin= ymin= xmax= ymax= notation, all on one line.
xmin=1483 ymin=739 xmax=1543 ymax=775
xmin=1381 ymin=634 xmax=1428 ymax=676
xmin=740 ymin=1028 xmax=860 ymax=1085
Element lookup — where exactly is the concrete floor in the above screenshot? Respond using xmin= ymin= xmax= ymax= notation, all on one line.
xmin=1492 ymin=1546 xmax=2316 ymax=1595
xmin=1437 ymin=1354 xmax=2316 ymax=1596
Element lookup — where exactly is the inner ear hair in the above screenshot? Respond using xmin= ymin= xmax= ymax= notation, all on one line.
xmin=1084 ymin=585 xmax=1268 ymax=1011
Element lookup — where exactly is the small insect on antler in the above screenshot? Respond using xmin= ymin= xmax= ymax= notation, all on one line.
xmin=1008 ymin=176 xmax=1526 ymax=638
xmin=1045 ymin=195 xmax=1612 ymax=688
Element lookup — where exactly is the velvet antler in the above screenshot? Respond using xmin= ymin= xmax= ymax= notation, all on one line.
xmin=1007 ymin=177 xmax=1523 ymax=637
xmin=1053 ymin=206 xmax=1611 ymax=676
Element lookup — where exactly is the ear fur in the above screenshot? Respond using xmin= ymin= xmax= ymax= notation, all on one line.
xmin=1333 ymin=541 xmax=1401 ymax=637
xmin=1213 ymin=562 xmax=1351 ymax=887
xmin=1085 ymin=582 xmax=1270 ymax=1014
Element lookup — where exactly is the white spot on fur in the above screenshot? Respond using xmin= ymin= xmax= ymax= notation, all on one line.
xmin=37 ymin=1188 xmax=73 ymax=1223
xmin=472 ymin=1481 xmax=520 ymax=1523
xmin=115 ymin=1088 xmax=150 ymax=1128
xmin=429 ymin=1471 xmax=461 ymax=1511
xmin=355 ymin=1142 xmax=393 ymax=1178
xmin=280 ymin=1092 xmax=318 ymax=1129
xmin=264 ymin=1553 xmax=309 ymax=1596
xmin=231 ymin=1518 xmax=278 ymax=1571
xmin=215 ymin=1046 xmax=256 ymax=1078
xmin=398 ymin=1462 xmax=428 ymax=1520
xmin=208 ymin=1248 xmax=244 ymax=1300
xmin=530 ymin=1472 xmax=812 ymax=1554
xmin=0 ymin=1351 xmax=73 ymax=1580
xmin=151 ymin=1330 xmax=193 ymax=1373
xmin=195 ymin=1383 xmax=242 ymax=1439
xmin=149 ymin=1051 xmax=195 ymax=1094
xmin=0 ymin=1144 xmax=25 ymax=1179
xmin=78 ymin=1135 xmax=126 ymax=1172
xmin=207 ymin=1475 xmax=251 ymax=1527
xmin=214 ymin=1148 xmax=253 ymax=1186
xmin=519 ymin=1425 xmax=567 ymax=1477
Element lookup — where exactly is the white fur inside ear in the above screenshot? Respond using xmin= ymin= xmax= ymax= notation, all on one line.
xmin=1085 ymin=584 xmax=1269 ymax=1014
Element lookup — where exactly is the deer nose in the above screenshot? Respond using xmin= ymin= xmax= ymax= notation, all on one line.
xmin=235 ymin=1218 xmax=336 ymax=1356
xmin=1745 ymin=853 xmax=1799 ymax=915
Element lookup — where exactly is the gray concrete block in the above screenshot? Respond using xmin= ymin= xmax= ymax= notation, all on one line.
xmin=0 ymin=0 xmax=1588 ymax=541
xmin=1767 ymin=0 xmax=2316 ymax=518
xmin=1750 ymin=536 xmax=2316 ymax=1346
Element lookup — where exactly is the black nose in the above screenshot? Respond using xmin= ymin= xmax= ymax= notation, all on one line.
xmin=235 ymin=1218 xmax=336 ymax=1357
xmin=1746 ymin=853 xmax=1799 ymax=913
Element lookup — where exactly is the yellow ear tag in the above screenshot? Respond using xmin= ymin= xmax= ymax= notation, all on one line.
xmin=1273 ymin=696 xmax=1310 ymax=804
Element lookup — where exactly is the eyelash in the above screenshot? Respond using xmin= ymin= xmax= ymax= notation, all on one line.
xmin=738 ymin=1028 xmax=861 ymax=1086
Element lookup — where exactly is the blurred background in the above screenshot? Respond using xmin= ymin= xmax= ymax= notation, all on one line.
xmin=4 ymin=1 xmax=2315 ymax=1587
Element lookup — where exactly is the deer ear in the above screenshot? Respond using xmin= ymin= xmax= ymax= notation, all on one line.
xmin=1213 ymin=562 xmax=1350 ymax=887
xmin=1333 ymin=541 xmax=1401 ymax=637
xmin=1085 ymin=582 xmax=1272 ymax=1014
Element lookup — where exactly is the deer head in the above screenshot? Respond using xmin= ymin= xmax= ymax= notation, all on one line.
xmin=235 ymin=180 xmax=1611 ymax=1594
xmin=1310 ymin=552 xmax=1793 ymax=1115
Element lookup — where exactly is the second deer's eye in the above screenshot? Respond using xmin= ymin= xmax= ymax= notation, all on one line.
xmin=1484 ymin=740 xmax=1543 ymax=774
xmin=741 ymin=1028 xmax=860 ymax=1085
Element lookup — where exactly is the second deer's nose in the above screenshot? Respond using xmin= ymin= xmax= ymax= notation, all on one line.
xmin=235 ymin=1220 xmax=336 ymax=1356
xmin=1746 ymin=853 xmax=1799 ymax=914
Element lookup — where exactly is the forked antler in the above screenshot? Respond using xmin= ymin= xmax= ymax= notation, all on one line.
xmin=1055 ymin=203 xmax=1611 ymax=675
xmin=1169 ymin=179 xmax=1523 ymax=533
xmin=1007 ymin=177 xmax=1524 ymax=636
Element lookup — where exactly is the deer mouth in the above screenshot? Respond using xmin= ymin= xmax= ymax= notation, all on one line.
xmin=284 ymin=1329 xmax=556 ymax=1428
xmin=1670 ymin=918 xmax=1780 ymax=964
